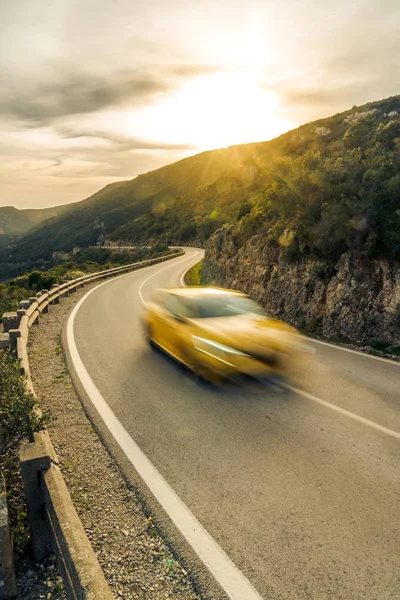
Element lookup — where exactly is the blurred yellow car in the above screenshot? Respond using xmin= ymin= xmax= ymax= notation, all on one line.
xmin=142 ymin=287 xmax=314 ymax=385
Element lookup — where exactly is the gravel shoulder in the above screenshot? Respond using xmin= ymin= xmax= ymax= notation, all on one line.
xmin=28 ymin=286 xmax=202 ymax=600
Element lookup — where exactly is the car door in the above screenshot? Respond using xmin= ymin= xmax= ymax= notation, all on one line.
xmin=154 ymin=293 xmax=185 ymax=356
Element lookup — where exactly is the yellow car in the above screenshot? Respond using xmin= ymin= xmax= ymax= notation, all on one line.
xmin=142 ymin=287 xmax=314 ymax=386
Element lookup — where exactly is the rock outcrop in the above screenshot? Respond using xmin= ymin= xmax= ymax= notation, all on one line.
xmin=203 ymin=229 xmax=400 ymax=349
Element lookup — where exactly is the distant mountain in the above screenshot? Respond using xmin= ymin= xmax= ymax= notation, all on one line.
xmin=0 ymin=204 xmax=71 ymax=236
xmin=1 ymin=94 xmax=400 ymax=279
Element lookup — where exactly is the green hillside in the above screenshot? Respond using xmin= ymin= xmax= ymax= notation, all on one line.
xmin=1 ymin=94 xmax=400 ymax=278
xmin=0 ymin=204 xmax=71 ymax=236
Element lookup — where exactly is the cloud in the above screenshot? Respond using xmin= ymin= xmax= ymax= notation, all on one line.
xmin=0 ymin=63 xmax=223 ymax=128
xmin=0 ymin=69 xmax=170 ymax=126
xmin=170 ymin=64 xmax=222 ymax=78
xmin=55 ymin=125 xmax=198 ymax=151
xmin=269 ymin=45 xmax=400 ymax=123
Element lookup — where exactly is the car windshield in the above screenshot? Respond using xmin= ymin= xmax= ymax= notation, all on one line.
xmin=193 ymin=295 xmax=266 ymax=318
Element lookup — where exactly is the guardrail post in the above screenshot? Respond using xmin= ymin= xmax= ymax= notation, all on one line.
xmin=0 ymin=475 xmax=17 ymax=600
xmin=19 ymin=300 xmax=31 ymax=311
xmin=1 ymin=314 xmax=19 ymax=333
xmin=8 ymin=330 xmax=20 ymax=354
xmin=20 ymin=436 xmax=53 ymax=561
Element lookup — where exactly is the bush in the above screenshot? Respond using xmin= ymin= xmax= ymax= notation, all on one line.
xmin=184 ymin=261 xmax=203 ymax=285
xmin=0 ymin=350 xmax=52 ymax=456
xmin=10 ymin=275 xmax=30 ymax=289
xmin=366 ymin=338 xmax=390 ymax=351
xmin=26 ymin=270 xmax=57 ymax=290
xmin=0 ymin=284 xmax=31 ymax=321
xmin=237 ymin=202 xmax=252 ymax=221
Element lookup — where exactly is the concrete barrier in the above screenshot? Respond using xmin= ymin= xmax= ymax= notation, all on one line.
xmin=1 ymin=248 xmax=185 ymax=600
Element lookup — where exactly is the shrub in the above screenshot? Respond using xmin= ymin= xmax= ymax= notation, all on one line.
xmin=0 ymin=350 xmax=52 ymax=456
xmin=237 ymin=202 xmax=252 ymax=221
xmin=27 ymin=270 xmax=57 ymax=290
xmin=0 ymin=284 xmax=31 ymax=321
xmin=184 ymin=261 xmax=203 ymax=285
xmin=366 ymin=338 xmax=390 ymax=351
xmin=10 ymin=275 xmax=30 ymax=289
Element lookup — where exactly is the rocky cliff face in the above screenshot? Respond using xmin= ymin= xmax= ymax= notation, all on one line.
xmin=203 ymin=229 xmax=400 ymax=350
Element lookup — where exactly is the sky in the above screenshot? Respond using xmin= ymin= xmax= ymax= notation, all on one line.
xmin=1 ymin=0 xmax=399 ymax=209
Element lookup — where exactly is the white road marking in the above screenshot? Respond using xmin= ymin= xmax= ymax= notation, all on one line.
xmin=66 ymin=255 xmax=263 ymax=600
xmin=288 ymin=385 xmax=400 ymax=440
xmin=308 ymin=337 xmax=400 ymax=367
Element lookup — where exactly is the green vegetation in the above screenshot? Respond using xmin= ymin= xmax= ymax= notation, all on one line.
xmin=1 ymin=95 xmax=400 ymax=278
xmin=0 ymin=350 xmax=52 ymax=456
xmin=184 ymin=260 xmax=203 ymax=285
xmin=0 ymin=204 xmax=71 ymax=236
xmin=0 ymin=350 xmax=52 ymax=555
xmin=0 ymin=284 xmax=31 ymax=319
xmin=366 ymin=338 xmax=390 ymax=351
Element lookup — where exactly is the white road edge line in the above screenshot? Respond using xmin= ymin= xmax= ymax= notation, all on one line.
xmin=287 ymin=385 xmax=400 ymax=440
xmin=180 ymin=263 xmax=193 ymax=287
xmin=66 ymin=254 xmax=263 ymax=600
xmin=308 ymin=336 xmax=400 ymax=366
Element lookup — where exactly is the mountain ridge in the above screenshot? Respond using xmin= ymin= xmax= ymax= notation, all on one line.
xmin=1 ymin=93 xmax=400 ymax=279
xmin=0 ymin=203 xmax=72 ymax=236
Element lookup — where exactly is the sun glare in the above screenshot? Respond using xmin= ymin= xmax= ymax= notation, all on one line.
xmin=123 ymin=69 xmax=293 ymax=151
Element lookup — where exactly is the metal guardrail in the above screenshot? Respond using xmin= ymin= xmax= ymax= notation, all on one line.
xmin=1 ymin=248 xmax=185 ymax=600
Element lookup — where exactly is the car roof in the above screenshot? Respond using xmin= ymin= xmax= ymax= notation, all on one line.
xmin=161 ymin=286 xmax=246 ymax=298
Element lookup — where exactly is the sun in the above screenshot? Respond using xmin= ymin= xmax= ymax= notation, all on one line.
xmin=124 ymin=69 xmax=293 ymax=150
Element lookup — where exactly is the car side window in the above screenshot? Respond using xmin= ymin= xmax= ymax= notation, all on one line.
xmin=165 ymin=294 xmax=183 ymax=317
xmin=179 ymin=298 xmax=198 ymax=318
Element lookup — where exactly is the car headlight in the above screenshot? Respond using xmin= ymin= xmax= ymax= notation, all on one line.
xmin=192 ymin=337 xmax=250 ymax=365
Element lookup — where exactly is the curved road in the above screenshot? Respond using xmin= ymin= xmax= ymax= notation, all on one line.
xmin=66 ymin=248 xmax=400 ymax=600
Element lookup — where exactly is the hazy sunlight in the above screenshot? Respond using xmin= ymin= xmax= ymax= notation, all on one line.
xmin=124 ymin=69 xmax=294 ymax=150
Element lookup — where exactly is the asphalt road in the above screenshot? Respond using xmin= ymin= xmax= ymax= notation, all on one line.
xmin=68 ymin=248 xmax=400 ymax=600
